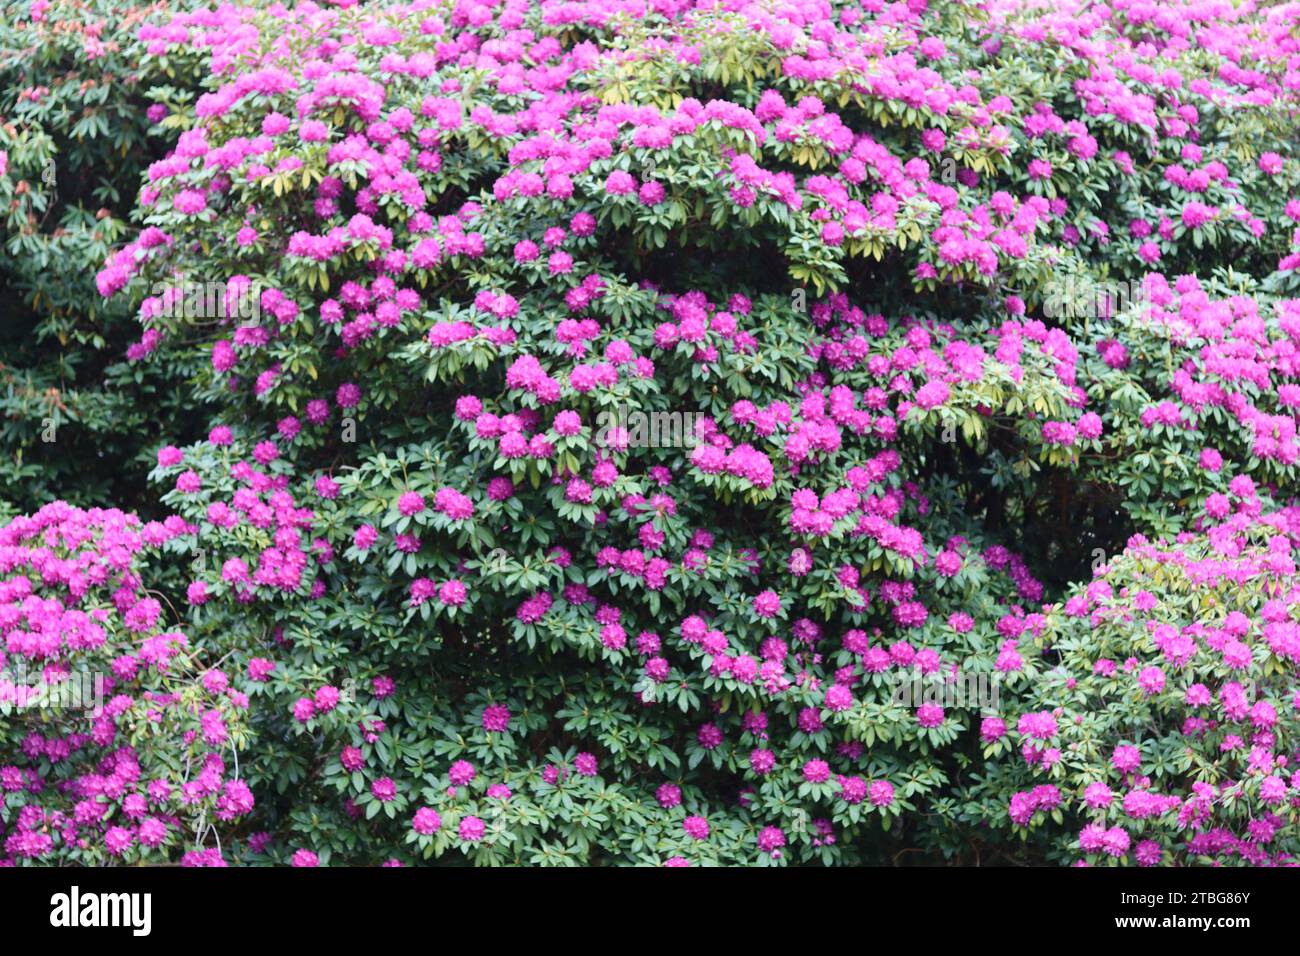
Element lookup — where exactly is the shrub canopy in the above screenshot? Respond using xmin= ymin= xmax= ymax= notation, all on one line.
xmin=3 ymin=0 xmax=1300 ymax=865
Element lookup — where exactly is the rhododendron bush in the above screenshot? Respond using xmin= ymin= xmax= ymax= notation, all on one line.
xmin=955 ymin=505 xmax=1300 ymax=866
xmin=3 ymin=0 xmax=1300 ymax=866
xmin=0 ymin=503 xmax=252 ymax=864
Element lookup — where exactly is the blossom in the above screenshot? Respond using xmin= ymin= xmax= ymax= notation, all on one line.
xmin=482 ymin=704 xmax=510 ymax=733
xmin=398 ymin=491 xmax=426 ymax=516
xmin=416 ymin=806 xmax=447 ymax=837
xmin=869 ymin=781 xmax=894 ymax=807
xmin=173 ymin=189 xmax=207 ymax=215
xmin=1112 ymin=745 xmax=1142 ymax=774
xmin=459 ymin=816 xmax=486 ymax=842
xmin=753 ymin=589 xmax=781 ymax=618
xmin=1137 ymin=666 xmax=1165 ymax=696
xmin=757 ymin=826 xmax=786 ymax=854
xmin=1017 ymin=711 xmax=1058 ymax=741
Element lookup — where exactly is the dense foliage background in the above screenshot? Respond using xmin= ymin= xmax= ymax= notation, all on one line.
xmin=4 ymin=0 xmax=1300 ymax=866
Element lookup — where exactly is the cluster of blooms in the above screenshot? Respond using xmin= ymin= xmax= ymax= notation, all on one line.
xmin=966 ymin=502 xmax=1300 ymax=865
xmin=0 ymin=503 xmax=251 ymax=865
xmin=1077 ymin=275 xmax=1300 ymax=533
